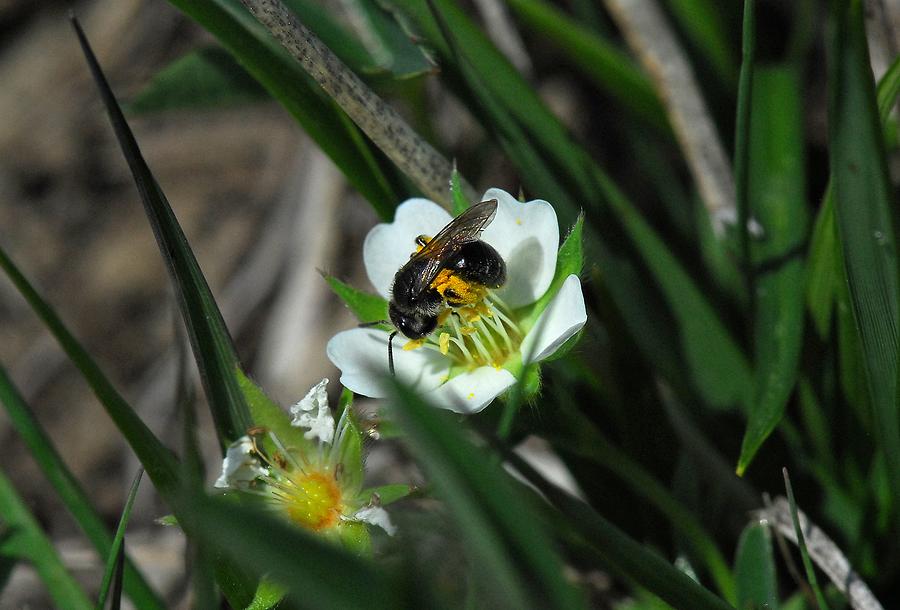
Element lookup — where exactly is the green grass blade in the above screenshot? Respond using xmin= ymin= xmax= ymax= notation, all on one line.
xmin=96 ymin=470 xmax=144 ymax=610
xmin=665 ymin=0 xmax=737 ymax=85
xmin=737 ymin=65 xmax=808 ymax=474
xmin=827 ymin=0 xmax=900 ymax=512
xmin=179 ymin=492 xmax=404 ymax=609
xmin=166 ymin=0 xmax=399 ymax=218
xmin=0 ymin=468 xmax=92 ymax=609
xmin=733 ymin=0 xmax=755 ymax=281
xmin=389 ymin=382 xmax=585 ymax=609
xmin=876 ymin=54 xmax=900 ymax=121
xmin=341 ymin=0 xmax=434 ymax=78
xmin=504 ymin=0 xmax=668 ymax=132
xmin=734 ymin=523 xmax=778 ymax=609
xmin=0 ymin=366 xmax=164 ymax=610
xmin=550 ymin=405 xmax=735 ymax=602
xmin=783 ymin=469 xmax=829 ymax=610
xmin=0 ymin=247 xmax=180 ymax=496
xmin=504 ymin=450 xmax=734 ymax=610
xmin=73 ymin=16 xmax=253 ymax=446
xmin=128 ymin=47 xmax=268 ymax=114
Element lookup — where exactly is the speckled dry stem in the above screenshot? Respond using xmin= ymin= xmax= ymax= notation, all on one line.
xmin=239 ymin=0 xmax=474 ymax=207
xmin=603 ymin=0 xmax=736 ymax=236
xmin=756 ymin=496 xmax=883 ymax=610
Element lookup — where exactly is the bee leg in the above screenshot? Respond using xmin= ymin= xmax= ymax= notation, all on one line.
xmin=388 ymin=330 xmax=398 ymax=377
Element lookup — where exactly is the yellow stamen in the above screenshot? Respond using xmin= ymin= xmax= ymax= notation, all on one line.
xmin=439 ymin=332 xmax=450 ymax=355
xmin=403 ymin=338 xmax=426 ymax=351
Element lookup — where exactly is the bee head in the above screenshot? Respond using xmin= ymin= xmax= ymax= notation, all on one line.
xmin=389 ymin=302 xmax=437 ymax=339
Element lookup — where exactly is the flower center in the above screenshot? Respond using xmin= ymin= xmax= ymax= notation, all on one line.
xmin=405 ymin=292 xmax=523 ymax=369
xmin=281 ymin=471 xmax=343 ymax=531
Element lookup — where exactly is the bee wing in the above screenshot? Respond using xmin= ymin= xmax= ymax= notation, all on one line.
xmin=408 ymin=199 xmax=498 ymax=294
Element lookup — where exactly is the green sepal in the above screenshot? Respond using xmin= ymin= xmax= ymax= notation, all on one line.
xmin=450 ymin=167 xmax=470 ymax=215
xmin=359 ymin=484 xmax=418 ymax=506
xmin=245 ymin=577 xmax=286 ymax=610
xmin=324 ymin=273 xmax=390 ymax=324
xmin=155 ymin=515 xmax=179 ymax=527
xmin=334 ymin=390 xmax=365 ymax=494
xmin=338 ymin=521 xmax=373 ymax=556
xmin=517 ymin=213 xmax=584 ymax=332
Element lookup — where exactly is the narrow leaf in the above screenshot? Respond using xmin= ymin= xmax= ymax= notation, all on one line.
xmin=179 ymin=492 xmax=405 ymax=609
xmin=0 ymin=468 xmax=92 ymax=609
xmin=0 ymin=365 xmax=164 ymax=610
xmin=389 ymin=382 xmax=584 ymax=609
xmin=128 ymin=47 xmax=268 ymax=114
xmin=737 ymin=66 xmax=808 ymax=474
xmin=734 ymin=523 xmax=778 ymax=610
xmin=96 ymin=470 xmax=143 ymax=610
xmin=0 ymin=247 xmax=180 ymax=496
xmin=505 ymin=450 xmax=734 ymax=610
xmin=504 ymin=0 xmax=668 ymax=132
xmin=73 ymin=16 xmax=253 ymax=446
xmin=828 ymin=0 xmax=900 ymax=511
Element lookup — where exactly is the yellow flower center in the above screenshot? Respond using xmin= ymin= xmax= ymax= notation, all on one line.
xmin=404 ymin=292 xmax=523 ymax=370
xmin=281 ymin=471 xmax=344 ymax=531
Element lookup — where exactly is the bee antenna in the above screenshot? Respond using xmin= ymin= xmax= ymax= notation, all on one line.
xmin=388 ymin=331 xmax=398 ymax=377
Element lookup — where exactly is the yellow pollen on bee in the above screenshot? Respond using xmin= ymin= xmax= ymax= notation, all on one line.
xmin=403 ymin=338 xmax=427 ymax=351
xmin=283 ymin=471 xmax=343 ymax=531
xmin=439 ymin=332 xmax=450 ymax=355
xmin=430 ymin=269 xmax=484 ymax=305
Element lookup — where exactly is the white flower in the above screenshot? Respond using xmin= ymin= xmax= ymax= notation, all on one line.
xmin=289 ymin=378 xmax=335 ymax=444
xmin=214 ymin=435 xmax=268 ymax=489
xmin=327 ymin=188 xmax=587 ymax=414
xmin=214 ymin=381 xmax=396 ymax=538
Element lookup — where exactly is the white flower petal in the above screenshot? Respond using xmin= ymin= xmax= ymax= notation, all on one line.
xmin=214 ymin=436 xmax=267 ymax=489
xmin=352 ymin=505 xmax=397 ymax=536
xmin=289 ymin=378 xmax=335 ymax=444
xmin=520 ymin=275 xmax=586 ymax=364
xmin=326 ymin=328 xmax=449 ymax=398
xmin=427 ymin=366 xmax=517 ymax=414
xmin=480 ymin=188 xmax=559 ymax=308
xmin=363 ymin=198 xmax=453 ymax=299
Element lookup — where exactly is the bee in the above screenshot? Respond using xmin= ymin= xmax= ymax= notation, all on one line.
xmin=387 ymin=199 xmax=506 ymax=375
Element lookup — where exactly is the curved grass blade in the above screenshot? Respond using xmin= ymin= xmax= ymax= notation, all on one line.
xmin=736 ymin=65 xmax=808 ymax=474
xmin=733 ymin=0 xmax=755 ymax=278
xmin=165 ymin=0 xmax=400 ymax=218
xmin=549 ymin=404 xmax=735 ymax=602
xmin=73 ymin=16 xmax=252 ymax=446
xmin=666 ymin=0 xmax=737 ymax=86
xmin=783 ymin=469 xmax=829 ymax=610
xmin=734 ymin=523 xmax=778 ymax=610
xmin=827 ymin=0 xmax=900 ymax=513
xmin=503 ymin=450 xmax=734 ymax=610
xmin=0 ymin=247 xmax=179 ymax=495
xmin=179 ymin=492 xmax=405 ymax=609
xmin=128 ymin=47 xmax=269 ymax=114
xmin=504 ymin=0 xmax=668 ymax=133
xmin=0 ymin=365 xmax=164 ymax=610
xmin=388 ymin=382 xmax=585 ymax=609
xmin=96 ymin=470 xmax=143 ymax=610
xmin=0 ymin=468 xmax=92 ymax=609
